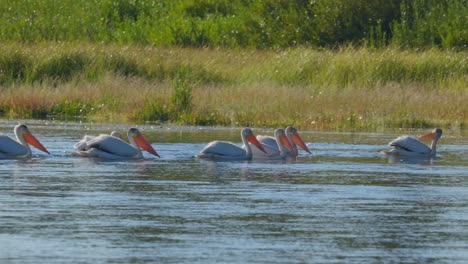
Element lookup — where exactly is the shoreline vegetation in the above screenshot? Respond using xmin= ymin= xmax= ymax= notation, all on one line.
xmin=0 ymin=43 xmax=466 ymax=130
xmin=0 ymin=0 xmax=467 ymax=130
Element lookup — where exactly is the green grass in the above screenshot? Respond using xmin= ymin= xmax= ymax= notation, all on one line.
xmin=0 ymin=0 xmax=466 ymax=49
xmin=1 ymin=1 xmax=465 ymax=130
xmin=0 ymin=43 xmax=466 ymax=130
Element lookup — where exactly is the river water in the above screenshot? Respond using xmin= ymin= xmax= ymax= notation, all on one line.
xmin=1 ymin=120 xmax=467 ymax=263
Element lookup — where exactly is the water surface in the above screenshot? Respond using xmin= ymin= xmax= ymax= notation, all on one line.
xmin=1 ymin=120 xmax=468 ymax=263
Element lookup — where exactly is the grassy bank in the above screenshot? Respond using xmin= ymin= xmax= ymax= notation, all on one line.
xmin=0 ymin=43 xmax=467 ymax=130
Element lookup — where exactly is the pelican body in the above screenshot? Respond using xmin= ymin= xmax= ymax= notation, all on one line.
xmin=256 ymin=126 xmax=311 ymax=158
xmin=250 ymin=128 xmax=295 ymax=159
xmin=196 ymin=128 xmax=267 ymax=160
xmin=74 ymin=131 xmax=122 ymax=151
xmin=383 ymin=128 xmax=443 ymax=157
xmin=0 ymin=124 xmax=50 ymax=159
xmin=72 ymin=128 xmax=159 ymax=159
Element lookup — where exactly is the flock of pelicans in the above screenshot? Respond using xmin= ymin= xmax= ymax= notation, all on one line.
xmin=0 ymin=124 xmax=443 ymax=160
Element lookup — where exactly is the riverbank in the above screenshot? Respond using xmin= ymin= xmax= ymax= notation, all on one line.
xmin=0 ymin=43 xmax=466 ymax=130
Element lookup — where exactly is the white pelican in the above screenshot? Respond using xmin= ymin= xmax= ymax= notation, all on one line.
xmin=285 ymin=126 xmax=311 ymax=156
xmin=255 ymin=126 xmax=311 ymax=158
xmin=72 ymin=128 xmax=160 ymax=159
xmin=196 ymin=128 xmax=267 ymax=160
xmin=249 ymin=128 xmax=295 ymax=159
xmin=0 ymin=124 xmax=50 ymax=159
xmin=74 ymin=131 xmax=122 ymax=151
xmin=383 ymin=128 xmax=443 ymax=157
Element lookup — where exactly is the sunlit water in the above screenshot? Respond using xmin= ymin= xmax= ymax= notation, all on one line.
xmin=1 ymin=120 xmax=468 ymax=263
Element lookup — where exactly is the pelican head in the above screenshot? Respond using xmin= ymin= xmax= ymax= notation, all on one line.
xmin=128 ymin=128 xmax=160 ymax=157
xmin=14 ymin=124 xmax=50 ymax=154
xmin=275 ymin=128 xmax=295 ymax=154
xmin=286 ymin=126 xmax=311 ymax=154
xmin=242 ymin=128 xmax=267 ymax=154
xmin=419 ymin=128 xmax=443 ymax=142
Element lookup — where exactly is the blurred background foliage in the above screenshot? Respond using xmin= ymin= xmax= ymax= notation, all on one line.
xmin=0 ymin=0 xmax=466 ymax=49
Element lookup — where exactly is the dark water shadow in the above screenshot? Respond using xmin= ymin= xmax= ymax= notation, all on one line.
xmin=383 ymin=153 xmax=436 ymax=165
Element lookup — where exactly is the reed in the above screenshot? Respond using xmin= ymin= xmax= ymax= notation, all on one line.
xmin=0 ymin=43 xmax=466 ymax=130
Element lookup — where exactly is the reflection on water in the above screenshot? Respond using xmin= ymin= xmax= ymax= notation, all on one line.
xmin=0 ymin=120 xmax=468 ymax=263
xmin=383 ymin=152 xmax=435 ymax=165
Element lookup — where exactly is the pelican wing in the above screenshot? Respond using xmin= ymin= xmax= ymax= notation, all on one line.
xmin=86 ymin=135 xmax=138 ymax=157
xmin=199 ymin=141 xmax=246 ymax=157
xmin=74 ymin=133 xmax=122 ymax=151
xmin=74 ymin=135 xmax=97 ymax=151
xmin=251 ymin=143 xmax=281 ymax=157
xmin=257 ymin=135 xmax=277 ymax=148
xmin=74 ymin=141 xmax=88 ymax=151
xmin=389 ymin=135 xmax=431 ymax=154
xmin=245 ymin=136 xmax=278 ymax=157
xmin=0 ymin=135 xmax=28 ymax=156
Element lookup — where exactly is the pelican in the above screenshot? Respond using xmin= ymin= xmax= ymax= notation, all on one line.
xmin=74 ymin=131 xmax=122 ymax=151
xmin=249 ymin=128 xmax=296 ymax=159
xmin=0 ymin=124 xmax=50 ymax=159
xmin=72 ymin=128 xmax=160 ymax=159
xmin=284 ymin=126 xmax=312 ymax=156
xmin=196 ymin=128 xmax=267 ymax=160
xmin=383 ymin=128 xmax=443 ymax=157
xmin=255 ymin=126 xmax=311 ymax=158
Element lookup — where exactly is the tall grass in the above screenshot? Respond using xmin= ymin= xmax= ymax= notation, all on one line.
xmin=0 ymin=43 xmax=466 ymax=129
xmin=1 ymin=43 xmax=466 ymax=89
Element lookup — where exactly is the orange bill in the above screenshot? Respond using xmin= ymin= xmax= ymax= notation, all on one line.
xmin=419 ymin=132 xmax=436 ymax=141
xmin=291 ymin=133 xmax=311 ymax=154
xmin=247 ymin=134 xmax=267 ymax=154
xmin=279 ymin=134 xmax=296 ymax=155
xmin=135 ymin=134 xmax=160 ymax=157
xmin=24 ymin=133 xmax=50 ymax=154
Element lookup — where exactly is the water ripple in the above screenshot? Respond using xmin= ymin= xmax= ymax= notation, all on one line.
xmin=0 ymin=121 xmax=467 ymax=263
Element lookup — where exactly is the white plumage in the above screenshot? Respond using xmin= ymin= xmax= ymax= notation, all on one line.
xmin=74 ymin=131 xmax=122 ymax=151
xmin=197 ymin=128 xmax=267 ymax=160
xmin=249 ymin=128 xmax=295 ymax=159
xmin=383 ymin=128 xmax=443 ymax=157
xmin=0 ymin=124 xmax=50 ymax=159
xmin=255 ymin=126 xmax=311 ymax=158
xmin=72 ymin=128 xmax=159 ymax=159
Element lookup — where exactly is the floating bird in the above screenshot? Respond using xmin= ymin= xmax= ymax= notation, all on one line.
xmin=255 ymin=126 xmax=311 ymax=158
xmin=383 ymin=128 xmax=443 ymax=157
xmin=249 ymin=128 xmax=295 ymax=159
xmin=0 ymin=124 xmax=50 ymax=159
xmin=74 ymin=131 xmax=122 ymax=151
xmin=196 ymin=128 xmax=267 ymax=160
xmin=72 ymin=128 xmax=159 ymax=159
xmin=284 ymin=126 xmax=311 ymax=156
